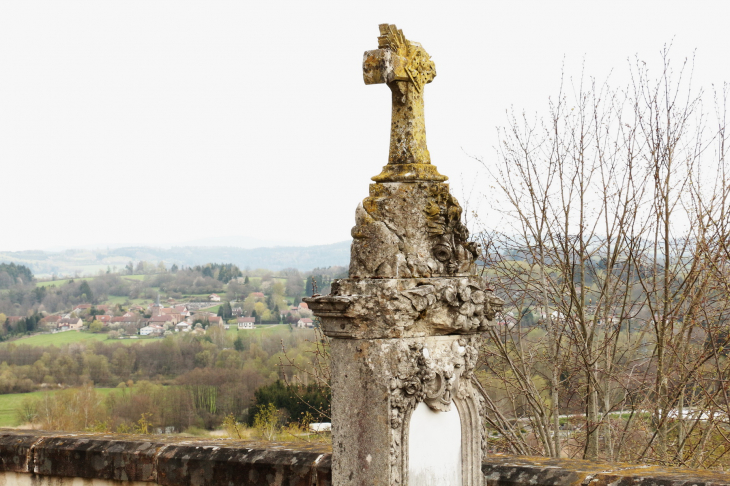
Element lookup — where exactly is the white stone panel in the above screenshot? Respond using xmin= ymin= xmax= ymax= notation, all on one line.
xmin=408 ymin=401 xmax=462 ymax=485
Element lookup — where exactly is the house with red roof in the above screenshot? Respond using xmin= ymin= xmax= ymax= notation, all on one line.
xmin=149 ymin=315 xmax=174 ymax=327
xmin=42 ymin=315 xmax=62 ymax=327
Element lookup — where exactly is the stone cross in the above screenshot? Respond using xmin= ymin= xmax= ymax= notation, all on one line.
xmin=363 ymin=24 xmax=447 ymax=183
xmin=306 ymin=24 xmax=503 ymax=486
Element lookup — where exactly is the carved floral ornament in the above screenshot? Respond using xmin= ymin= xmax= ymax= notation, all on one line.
xmin=390 ymin=339 xmax=478 ymax=428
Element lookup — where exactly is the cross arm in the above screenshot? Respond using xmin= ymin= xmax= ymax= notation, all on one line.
xmin=362 ymin=49 xmax=409 ymax=85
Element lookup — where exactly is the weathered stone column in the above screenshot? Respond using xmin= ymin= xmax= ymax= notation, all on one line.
xmin=305 ymin=24 xmax=503 ymax=486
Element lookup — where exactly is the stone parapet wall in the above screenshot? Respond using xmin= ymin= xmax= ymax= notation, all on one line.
xmin=0 ymin=429 xmax=332 ymax=486
xmin=0 ymin=429 xmax=728 ymax=485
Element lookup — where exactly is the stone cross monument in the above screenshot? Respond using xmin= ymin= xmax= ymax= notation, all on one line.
xmin=305 ymin=24 xmax=503 ymax=486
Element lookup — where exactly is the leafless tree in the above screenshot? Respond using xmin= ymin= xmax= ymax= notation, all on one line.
xmin=474 ymin=48 xmax=730 ymax=467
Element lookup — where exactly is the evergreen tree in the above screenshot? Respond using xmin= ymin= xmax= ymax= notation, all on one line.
xmin=247 ymin=380 xmax=330 ymax=426
xmin=79 ymin=281 xmax=94 ymax=304
xmin=233 ymin=333 xmax=246 ymax=351
xmin=221 ymin=301 xmax=233 ymax=319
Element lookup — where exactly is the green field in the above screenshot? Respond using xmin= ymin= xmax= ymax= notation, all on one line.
xmin=2 ymin=332 xmax=111 ymax=347
xmin=36 ymin=275 xmax=148 ymax=288
xmin=35 ymin=277 xmax=93 ymax=288
xmin=0 ymin=331 xmax=162 ymax=348
xmin=0 ymin=326 xmax=293 ymax=349
xmin=104 ymin=296 xmax=151 ymax=306
xmin=200 ymin=304 xmax=221 ymax=314
xmin=0 ymin=387 xmax=121 ymax=427
xmin=224 ymin=324 xmax=288 ymax=337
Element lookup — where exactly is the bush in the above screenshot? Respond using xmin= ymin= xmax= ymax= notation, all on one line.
xmin=253 ymin=403 xmax=281 ymax=441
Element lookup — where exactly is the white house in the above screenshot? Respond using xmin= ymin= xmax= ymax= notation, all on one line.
xmin=297 ymin=318 xmax=313 ymax=328
xmin=140 ymin=326 xmax=154 ymax=336
xmin=139 ymin=325 xmax=164 ymax=336
xmin=237 ymin=317 xmax=255 ymax=330
xmin=209 ymin=294 xmax=221 ymax=302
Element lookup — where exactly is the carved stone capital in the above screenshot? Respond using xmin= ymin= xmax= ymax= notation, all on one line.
xmin=305 ymin=276 xmax=504 ymax=339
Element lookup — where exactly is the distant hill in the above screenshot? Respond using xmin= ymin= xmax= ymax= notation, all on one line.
xmin=0 ymin=241 xmax=351 ymax=278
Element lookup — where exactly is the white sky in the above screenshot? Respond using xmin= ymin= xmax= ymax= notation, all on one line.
xmin=2 ymin=1 xmax=729 ymax=251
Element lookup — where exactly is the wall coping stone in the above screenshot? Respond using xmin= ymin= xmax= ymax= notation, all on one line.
xmin=0 ymin=429 xmax=729 ymax=485
xmin=482 ymin=453 xmax=730 ymax=486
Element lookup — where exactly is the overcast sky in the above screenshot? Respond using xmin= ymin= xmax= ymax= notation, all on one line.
xmin=2 ymin=1 xmax=729 ymax=252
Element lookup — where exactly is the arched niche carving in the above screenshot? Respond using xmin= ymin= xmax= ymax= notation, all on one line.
xmin=388 ymin=337 xmax=485 ymax=485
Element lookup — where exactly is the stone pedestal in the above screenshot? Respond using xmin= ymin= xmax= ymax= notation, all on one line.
xmin=328 ymin=336 xmax=485 ymax=485
xmin=305 ymin=24 xmax=503 ymax=486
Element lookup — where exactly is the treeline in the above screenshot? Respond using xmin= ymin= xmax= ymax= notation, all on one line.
xmin=145 ymin=270 xmax=224 ymax=298
xmin=0 ymin=274 xmax=148 ymax=317
xmin=0 ymin=263 xmax=34 ymax=288
xmin=125 ymin=261 xmax=242 ymax=283
xmin=9 ymin=325 xmax=329 ymax=432
xmin=0 ymin=324 xmax=318 ymax=395
xmin=190 ymin=263 xmax=242 ymax=283
xmin=19 ymin=377 xmax=330 ymax=435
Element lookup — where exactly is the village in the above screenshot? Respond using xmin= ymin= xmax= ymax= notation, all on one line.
xmin=6 ymin=292 xmax=315 ymax=340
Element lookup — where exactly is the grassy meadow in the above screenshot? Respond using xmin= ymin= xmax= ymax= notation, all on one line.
xmin=0 ymin=331 xmax=161 ymax=347
xmin=0 ymin=387 xmax=122 ymax=427
xmin=0 ymin=324 xmax=289 ymax=349
xmin=35 ymin=277 xmax=93 ymax=288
